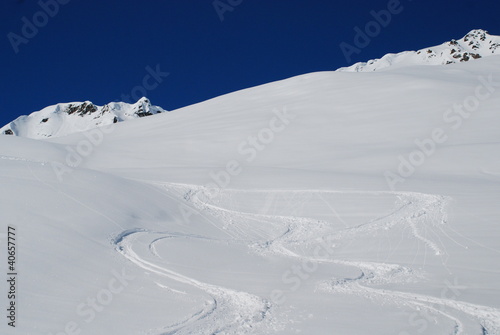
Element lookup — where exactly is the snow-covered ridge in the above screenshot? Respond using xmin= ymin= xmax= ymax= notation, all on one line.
xmin=3 ymin=30 xmax=498 ymax=139
xmin=337 ymin=29 xmax=500 ymax=72
xmin=0 ymin=97 xmax=166 ymax=139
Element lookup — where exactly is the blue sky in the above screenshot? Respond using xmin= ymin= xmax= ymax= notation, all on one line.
xmin=1 ymin=0 xmax=499 ymax=126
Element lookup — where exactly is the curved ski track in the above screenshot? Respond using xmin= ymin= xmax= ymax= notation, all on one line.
xmin=114 ymin=183 xmax=500 ymax=334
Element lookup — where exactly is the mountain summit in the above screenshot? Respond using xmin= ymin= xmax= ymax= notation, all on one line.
xmin=337 ymin=29 xmax=500 ymax=72
xmin=0 ymin=97 xmax=166 ymax=139
xmin=2 ymin=30 xmax=499 ymax=139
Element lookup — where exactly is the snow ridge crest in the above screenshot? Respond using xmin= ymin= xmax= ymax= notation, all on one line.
xmin=337 ymin=29 xmax=500 ymax=72
xmin=1 ymin=97 xmax=166 ymax=139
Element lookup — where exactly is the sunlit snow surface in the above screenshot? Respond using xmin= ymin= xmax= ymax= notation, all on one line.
xmin=338 ymin=29 xmax=500 ymax=72
xmin=1 ymin=57 xmax=500 ymax=334
xmin=0 ymin=97 xmax=166 ymax=139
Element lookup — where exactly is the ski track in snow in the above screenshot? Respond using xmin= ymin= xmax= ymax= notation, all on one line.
xmin=114 ymin=230 xmax=276 ymax=335
xmin=114 ymin=183 xmax=500 ymax=335
xmin=0 ymin=155 xmax=48 ymax=164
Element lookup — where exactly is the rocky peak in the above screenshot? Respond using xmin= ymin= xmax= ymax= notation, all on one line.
xmin=0 ymin=98 xmax=168 ymax=139
xmin=337 ymin=29 xmax=500 ymax=72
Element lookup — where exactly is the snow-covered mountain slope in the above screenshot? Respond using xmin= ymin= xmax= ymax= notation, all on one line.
xmin=337 ymin=29 xmax=500 ymax=72
xmin=4 ymin=29 xmax=496 ymax=140
xmin=0 ymin=97 xmax=166 ymax=139
xmin=1 ymin=53 xmax=500 ymax=334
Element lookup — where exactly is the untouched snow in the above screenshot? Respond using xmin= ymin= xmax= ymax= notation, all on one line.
xmin=337 ymin=29 xmax=500 ymax=72
xmin=0 ymin=97 xmax=166 ymax=139
xmin=1 ymin=54 xmax=500 ymax=334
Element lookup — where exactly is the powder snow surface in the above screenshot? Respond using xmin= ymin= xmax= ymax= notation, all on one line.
xmin=1 ymin=50 xmax=500 ymax=334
